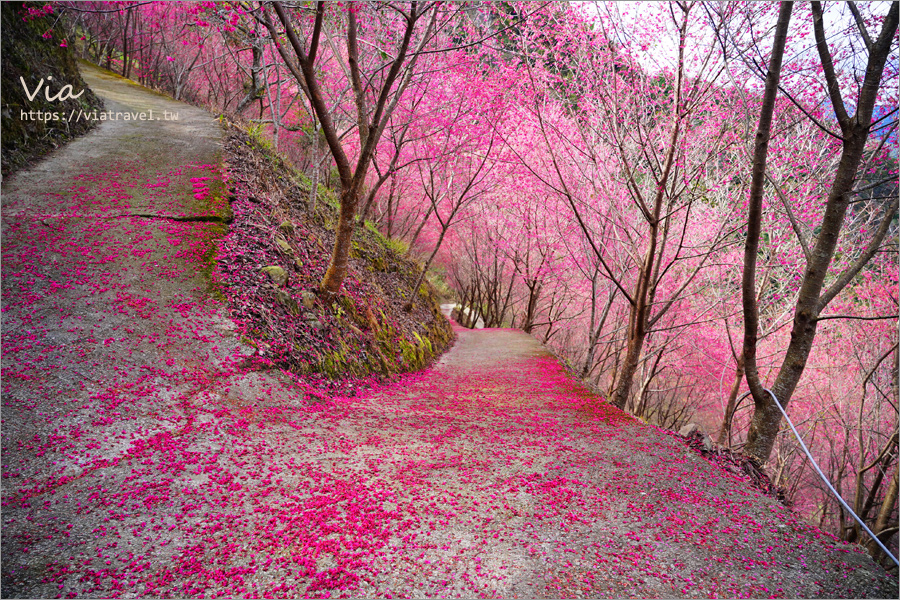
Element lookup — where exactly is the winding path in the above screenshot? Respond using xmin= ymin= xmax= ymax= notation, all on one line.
xmin=2 ymin=64 xmax=896 ymax=599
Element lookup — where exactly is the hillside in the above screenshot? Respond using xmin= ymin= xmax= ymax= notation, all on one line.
xmin=216 ymin=126 xmax=454 ymax=394
xmin=1 ymin=2 xmax=102 ymax=176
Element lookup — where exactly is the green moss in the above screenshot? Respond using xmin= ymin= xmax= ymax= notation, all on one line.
xmin=373 ymin=309 xmax=397 ymax=341
xmin=390 ymin=331 xmax=437 ymax=371
xmin=246 ymin=122 xmax=274 ymax=152
xmin=397 ymin=338 xmax=419 ymax=368
xmin=320 ymin=341 xmax=347 ymax=378
xmin=425 ymin=316 xmax=454 ymax=350
xmin=319 ymin=338 xmax=378 ymax=378
xmin=319 ymin=350 xmax=342 ymax=378
xmin=198 ymin=224 xmax=227 ymax=302
xmin=338 ymin=295 xmax=372 ymax=333
xmin=186 ymin=151 xmax=231 ymax=223
xmin=182 ymin=149 xmax=230 ymax=303
xmin=208 ymin=175 xmax=232 ymax=223
xmin=416 ymin=332 xmax=434 ymax=358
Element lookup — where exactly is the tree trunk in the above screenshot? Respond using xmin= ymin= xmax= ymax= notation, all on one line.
xmin=609 ymin=5 xmax=688 ymax=410
xmin=236 ymin=43 xmax=264 ymax=114
xmin=307 ymin=122 xmax=321 ymax=214
xmin=717 ymin=353 xmax=746 ymax=445
xmin=742 ymin=2 xmax=897 ymax=464
xmin=122 ymin=9 xmax=132 ymax=79
xmin=384 ymin=177 xmax=398 ymax=237
xmin=320 ymin=186 xmax=358 ymax=296
xmin=521 ymin=280 xmax=541 ymax=334
xmin=744 ymin=134 xmax=866 ymax=461
xmin=848 ymin=437 xmax=897 ymax=544
xmin=867 ymin=469 xmax=898 ymax=561
xmin=739 ymin=1 xmax=794 ymax=460
xmin=610 ymin=321 xmax=646 ymax=409
xmin=610 ymin=223 xmax=657 ymax=410
xmin=267 ymin=1 xmax=425 ymax=297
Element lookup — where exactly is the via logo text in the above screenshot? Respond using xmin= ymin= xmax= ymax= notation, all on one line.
xmin=20 ymin=76 xmax=84 ymax=102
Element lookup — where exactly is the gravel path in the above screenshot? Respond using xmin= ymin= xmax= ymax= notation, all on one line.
xmin=2 ymin=65 xmax=896 ymax=599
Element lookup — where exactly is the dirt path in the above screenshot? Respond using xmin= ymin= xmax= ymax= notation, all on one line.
xmin=2 ymin=66 xmax=896 ymax=599
xmin=1 ymin=63 xmax=248 ymax=597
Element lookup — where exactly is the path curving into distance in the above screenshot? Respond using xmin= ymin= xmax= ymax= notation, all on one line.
xmin=2 ymin=64 xmax=896 ymax=599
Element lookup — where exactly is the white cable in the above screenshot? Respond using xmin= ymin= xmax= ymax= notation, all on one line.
xmin=763 ymin=388 xmax=899 ymax=568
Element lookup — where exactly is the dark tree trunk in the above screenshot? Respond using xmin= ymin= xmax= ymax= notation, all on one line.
xmin=122 ymin=9 xmax=132 ymax=79
xmin=236 ymin=42 xmax=264 ymax=114
xmin=608 ymin=7 xmax=688 ymax=410
xmin=743 ymin=2 xmax=898 ymax=463
xmin=321 ymin=186 xmax=359 ymax=295
xmin=868 ymin=470 xmax=898 ymax=562
xmin=520 ymin=279 xmax=541 ymax=334
xmin=717 ymin=353 xmax=746 ymax=445
xmin=740 ymin=2 xmax=793 ymax=453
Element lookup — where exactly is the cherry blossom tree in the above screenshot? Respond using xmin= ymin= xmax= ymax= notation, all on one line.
xmin=502 ymin=1 xmax=745 ymax=411
xmin=739 ymin=1 xmax=898 ymax=463
xmin=257 ymin=1 xmax=444 ymax=297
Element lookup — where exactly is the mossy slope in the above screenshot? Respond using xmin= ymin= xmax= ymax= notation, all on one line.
xmin=216 ymin=127 xmax=454 ymax=390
